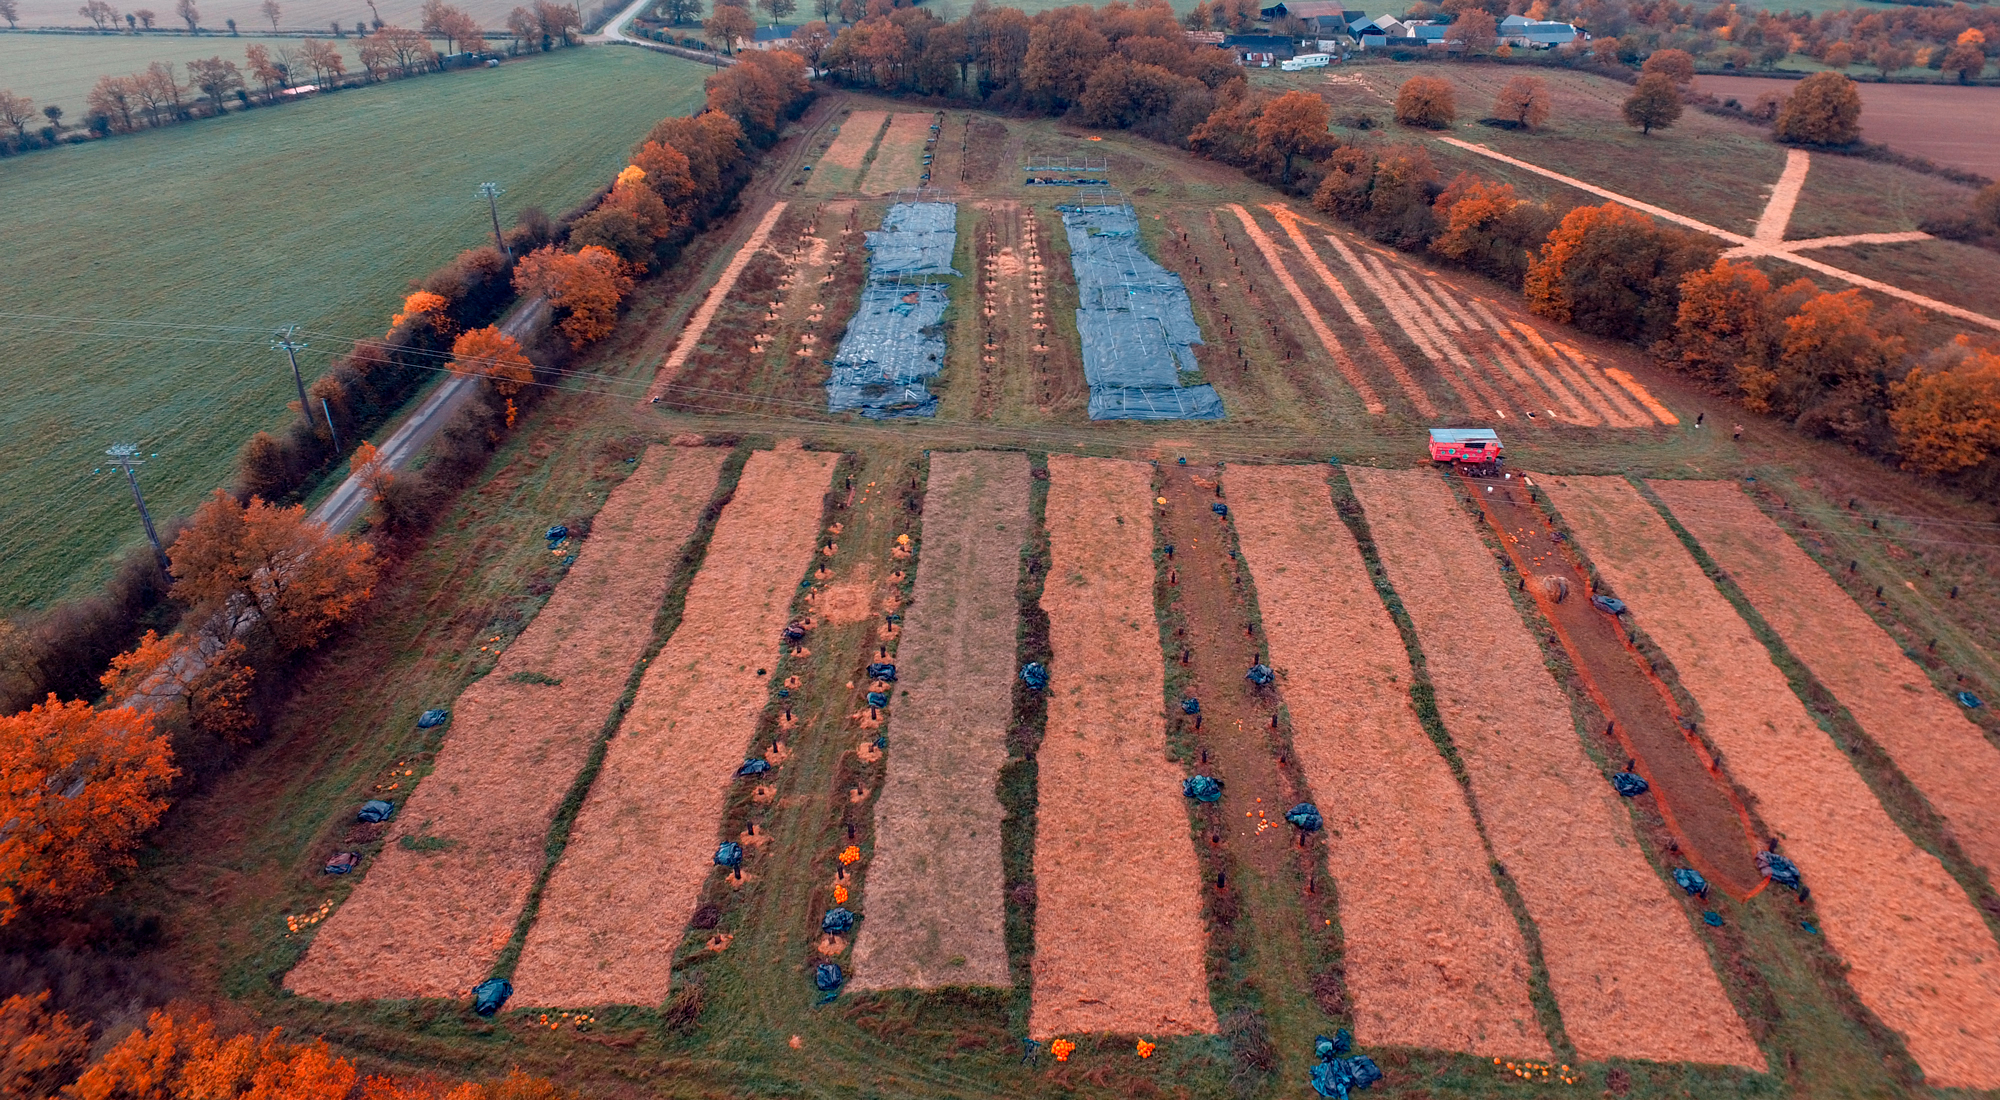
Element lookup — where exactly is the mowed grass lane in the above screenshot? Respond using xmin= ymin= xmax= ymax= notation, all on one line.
xmin=0 ymin=46 xmax=707 ymax=611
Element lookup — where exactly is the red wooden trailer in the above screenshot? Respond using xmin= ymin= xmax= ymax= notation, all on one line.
xmin=1428 ymin=428 xmax=1504 ymax=475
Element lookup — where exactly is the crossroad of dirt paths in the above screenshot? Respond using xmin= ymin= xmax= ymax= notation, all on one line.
xmin=1546 ymin=475 xmax=2000 ymax=1090
xmin=286 ymin=445 xmax=728 ymax=1001
xmin=1348 ymin=467 xmax=1763 ymax=1068
xmin=849 ymin=451 xmax=1028 ymax=990
xmin=1653 ymin=480 xmax=2000 ymax=885
xmin=510 ymin=446 xmax=837 ymax=1006
xmin=1231 ymin=465 xmax=1548 ymax=1058
xmin=1029 ymin=455 xmax=1215 ymax=1038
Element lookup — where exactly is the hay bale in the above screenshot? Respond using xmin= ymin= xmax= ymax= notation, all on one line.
xmin=1540 ymin=575 xmax=1569 ymax=602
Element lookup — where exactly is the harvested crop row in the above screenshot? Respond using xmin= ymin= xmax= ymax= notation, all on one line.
xmin=645 ymin=202 xmax=789 ymax=401
xmin=1545 ymin=476 xmax=2000 ymax=1090
xmin=864 ymin=112 xmax=939 ymax=193
xmin=1030 ymin=455 xmax=1215 ymax=1038
xmin=509 ymin=446 xmax=839 ymax=1007
xmin=1346 ymin=467 xmax=1763 ymax=1069
xmin=807 ymin=110 xmax=888 ymax=194
xmin=1224 ymin=204 xmax=1384 ymax=414
xmin=1263 ymin=204 xmax=1435 ymax=417
xmin=285 ymin=444 xmax=729 ymax=1002
xmin=849 ymin=451 xmax=1030 ymax=991
xmin=1230 ymin=465 xmax=1549 ymax=1059
xmin=1653 ymin=480 xmax=2000 ymax=882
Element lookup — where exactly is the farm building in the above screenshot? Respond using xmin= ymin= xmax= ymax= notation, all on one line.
xmin=1223 ymin=33 xmax=1297 ymax=61
xmin=1499 ymin=14 xmax=1581 ymax=46
xmin=749 ymin=24 xmax=799 ymax=49
xmin=1256 ymin=1 xmax=1362 ymax=35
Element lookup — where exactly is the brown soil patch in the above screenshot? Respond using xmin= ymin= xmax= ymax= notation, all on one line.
xmin=1231 ymin=466 xmax=1548 ymax=1058
xmin=973 ymin=201 xmax=1078 ymax=417
xmin=850 ymin=453 xmax=1028 ymax=990
xmin=1546 ymin=475 xmax=2000 ymax=1089
xmin=864 ymin=112 xmax=940 ymax=194
xmin=1652 ymin=479 xmax=2000 ymax=884
xmin=508 ymin=448 xmax=839 ymax=1007
xmin=1477 ymin=478 xmax=1763 ymax=897
xmin=1347 ymin=467 xmax=1762 ymax=1069
xmin=284 ymin=445 xmax=729 ymax=1002
xmin=812 ymin=568 xmax=877 ymax=625
xmin=1029 ymin=456 xmax=1216 ymax=1038
xmin=807 ymin=110 xmax=889 ymax=194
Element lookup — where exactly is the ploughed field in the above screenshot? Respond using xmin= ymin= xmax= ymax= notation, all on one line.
xmin=277 ymin=439 xmax=2000 ymax=1096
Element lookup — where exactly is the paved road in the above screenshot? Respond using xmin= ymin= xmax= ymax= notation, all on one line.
xmin=311 ymin=298 xmax=547 ymax=532
xmin=587 ymin=0 xmax=733 ymax=63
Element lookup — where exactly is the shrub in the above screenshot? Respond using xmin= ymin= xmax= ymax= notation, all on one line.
xmin=1395 ymin=75 xmax=1455 ymax=129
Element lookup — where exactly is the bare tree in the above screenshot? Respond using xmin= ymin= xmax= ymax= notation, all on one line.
xmin=79 ymin=1 xmax=119 ymax=31
xmin=134 ymin=7 xmax=155 ymax=27
xmin=0 ymin=90 xmax=34 ymax=137
xmin=0 ymin=0 xmax=19 ymax=28
xmin=176 ymin=0 xmax=198 ymax=32
xmin=261 ymin=0 xmax=279 ymax=27
xmin=187 ymin=55 xmax=242 ymax=111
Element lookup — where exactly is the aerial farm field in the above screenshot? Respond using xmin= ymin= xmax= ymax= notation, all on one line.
xmin=0 ymin=46 xmax=709 ymax=611
xmin=0 ymin=31 xmax=361 ymax=108
xmin=21 ymin=47 xmax=2000 ymax=1100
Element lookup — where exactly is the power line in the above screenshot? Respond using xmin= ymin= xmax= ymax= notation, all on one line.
xmin=273 ymin=325 xmax=313 ymax=427
xmin=101 ymin=444 xmax=170 ymax=576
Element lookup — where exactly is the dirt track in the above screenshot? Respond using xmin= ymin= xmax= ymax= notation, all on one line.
xmin=508 ymin=446 xmax=837 ymax=1007
xmin=1029 ymin=455 xmax=1215 ymax=1038
xmin=848 ymin=451 xmax=1028 ymax=991
xmin=284 ymin=445 xmax=728 ymax=1002
xmin=1546 ymin=475 xmax=2000 ymax=1090
xmin=1348 ymin=467 xmax=1762 ymax=1069
xmin=1230 ymin=465 xmax=1548 ymax=1058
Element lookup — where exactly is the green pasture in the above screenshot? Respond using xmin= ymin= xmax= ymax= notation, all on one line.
xmin=0 ymin=31 xmax=361 ymax=110
xmin=0 ymin=45 xmax=708 ymax=612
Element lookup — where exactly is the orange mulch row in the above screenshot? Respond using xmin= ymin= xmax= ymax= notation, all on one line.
xmin=849 ymin=451 xmax=1030 ymax=991
xmin=1652 ymin=480 xmax=2000 ymax=884
xmin=1547 ymin=475 xmax=2000 ymax=1090
xmin=1346 ymin=467 xmax=1763 ymax=1069
xmin=508 ymin=446 xmax=839 ymax=1007
xmin=1029 ymin=455 xmax=1216 ymax=1039
xmin=284 ymin=444 xmax=729 ymax=1002
xmin=1230 ymin=465 xmax=1548 ymax=1059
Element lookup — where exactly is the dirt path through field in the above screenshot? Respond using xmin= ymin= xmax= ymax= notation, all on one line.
xmin=1753 ymin=149 xmax=1811 ymax=243
xmin=1225 ymin=204 xmax=1384 ymax=414
xmin=1231 ymin=465 xmax=1549 ymax=1058
xmin=849 ymin=451 xmax=1028 ymax=991
xmin=1030 ymin=455 xmax=1215 ymax=1038
xmin=509 ymin=446 xmax=838 ymax=1007
xmin=1651 ymin=479 xmax=2000 ymax=890
xmin=1477 ymin=476 xmax=1762 ymax=896
xmin=645 ymin=202 xmax=789 ymax=402
xmin=1347 ymin=467 xmax=1762 ymax=1068
xmin=1544 ymin=475 xmax=2000 ymax=1090
xmin=285 ymin=444 xmax=728 ymax=1001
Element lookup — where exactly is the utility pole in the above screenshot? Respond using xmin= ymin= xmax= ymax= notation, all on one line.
xmin=104 ymin=444 xmax=171 ymax=575
xmin=479 ymin=182 xmax=510 ymax=259
xmin=273 ymin=326 xmax=311 ymax=426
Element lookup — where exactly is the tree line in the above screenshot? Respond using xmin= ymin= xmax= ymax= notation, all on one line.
xmin=0 ymin=52 xmax=812 ymax=979
xmin=0 ymin=0 xmax=587 ymax=155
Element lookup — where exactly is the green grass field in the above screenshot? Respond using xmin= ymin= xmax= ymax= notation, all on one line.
xmin=0 ymin=45 xmax=710 ymax=612
xmin=0 ymin=31 xmax=363 ymax=110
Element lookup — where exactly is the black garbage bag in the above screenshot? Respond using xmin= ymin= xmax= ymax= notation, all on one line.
xmin=357 ymin=800 xmax=395 ymax=824
xmin=737 ymin=759 xmax=772 ymax=777
xmin=782 ymin=623 xmax=808 ymax=643
xmin=1672 ymin=867 xmax=1709 ymax=898
xmin=1246 ymin=664 xmax=1275 ymax=686
xmin=1757 ymin=850 xmax=1802 ymax=890
xmin=1286 ymin=803 xmax=1324 ymax=831
xmin=1020 ymin=662 xmax=1048 ymax=691
xmin=472 ymin=978 xmax=513 ymax=1017
xmin=814 ymin=963 xmax=845 ymax=992
xmin=866 ymin=691 xmax=890 ymax=709
xmin=1311 ymin=1055 xmax=1382 ymax=1098
xmin=867 ymin=663 xmax=897 ymax=682
xmin=545 ymin=525 xmax=568 ymax=543
xmin=417 ymin=709 xmax=450 ymax=729
xmin=1958 ymin=691 xmax=1983 ymax=709
xmin=1180 ymin=697 xmax=1201 ymax=715
xmin=715 ymin=842 xmax=744 ymax=869
xmin=1314 ymin=1029 xmax=1352 ymax=1061
xmin=821 ymin=907 xmax=856 ymax=934
xmin=1211 ymin=503 xmax=1228 ymax=516
xmin=1611 ymin=772 xmax=1650 ymax=797
xmin=1183 ymin=775 xmax=1224 ymax=803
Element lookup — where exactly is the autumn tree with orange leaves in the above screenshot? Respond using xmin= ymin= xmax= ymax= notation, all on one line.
xmin=0 ymin=697 xmax=175 ymax=925
xmin=1890 ymin=339 xmax=2000 ymax=475
xmin=1670 ymin=258 xmax=1777 ymax=391
xmin=99 ymin=630 xmax=257 ymax=746
xmin=0 ymin=991 xmax=91 ymax=1098
xmin=169 ymin=491 xmax=379 ymax=655
xmin=63 ymin=1009 xmax=575 ymax=1100
xmin=511 ymin=245 xmax=634 ymax=348
xmin=1252 ymin=90 xmax=1334 ymax=185
xmin=1525 ymin=202 xmax=1716 ymax=343
xmin=451 ymin=326 xmax=534 ymax=397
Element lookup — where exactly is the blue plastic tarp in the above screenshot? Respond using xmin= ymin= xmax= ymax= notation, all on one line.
xmin=827 ymin=203 xmax=959 ymax=419
xmin=1058 ymin=204 xmax=1223 ymax=421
